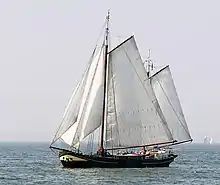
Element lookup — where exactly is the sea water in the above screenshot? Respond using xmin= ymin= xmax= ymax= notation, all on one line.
xmin=0 ymin=142 xmax=219 ymax=185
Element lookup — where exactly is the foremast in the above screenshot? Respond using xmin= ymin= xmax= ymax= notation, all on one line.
xmin=100 ymin=10 xmax=110 ymax=155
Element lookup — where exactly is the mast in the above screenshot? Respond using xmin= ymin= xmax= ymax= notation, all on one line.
xmin=145 ymin=49 xmax=153 ymax=77
xmin=100 ymin=10 xmax=110 ymax=154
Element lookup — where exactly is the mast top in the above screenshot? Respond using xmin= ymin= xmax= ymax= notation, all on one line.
xmin=107 ymin=9 xmax=110 ymax=21
xmin=105 ymin=10 xmax=110 ymax=46
xmin=145 ymin=49 xmax=154 ymax=77
xmin=147 ymin=49 xmax=151 ymax=59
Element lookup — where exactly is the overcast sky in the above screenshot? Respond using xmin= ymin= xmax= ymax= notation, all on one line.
xmin=0 ymin=0 xmax=219 ymax=143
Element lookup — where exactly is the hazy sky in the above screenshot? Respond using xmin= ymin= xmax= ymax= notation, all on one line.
xmin=0 ymin=0 xmax=219 ymax=142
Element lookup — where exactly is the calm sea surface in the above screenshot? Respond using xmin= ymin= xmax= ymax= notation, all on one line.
xmin=0 ymin=142 xmax=219 ymax=185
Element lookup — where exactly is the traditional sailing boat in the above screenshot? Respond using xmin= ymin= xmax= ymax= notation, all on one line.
xmin=49 ymin=11 xmax=192 ymax=168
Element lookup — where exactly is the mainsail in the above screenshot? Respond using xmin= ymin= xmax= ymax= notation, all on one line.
xmin=150 ymin=66 xmax=192 ymax=142
xmin=105 ymin=36 xmax=173 ymax=149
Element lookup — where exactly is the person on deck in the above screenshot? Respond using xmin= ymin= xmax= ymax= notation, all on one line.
xmin=140 ymin=147 xmax=146 ymax=155
xmin=97 ymin=147 xmax=103 ymax=155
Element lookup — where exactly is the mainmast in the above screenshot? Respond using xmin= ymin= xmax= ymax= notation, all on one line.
xmin=100 ymin=10 xmax=110 ymax=154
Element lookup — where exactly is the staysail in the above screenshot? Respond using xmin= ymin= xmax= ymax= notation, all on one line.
xmin=105 ymin=36 xmax=173 ymax=149
xmin=71 ymin=44 xmax=105 ymax=146
xmin=150 ymin=66 xmax=192 ymax=142
xmin=51 ymin=48 xmax=96 ymax=146
xmin=51 ymin=44 xmax=105 ymax=147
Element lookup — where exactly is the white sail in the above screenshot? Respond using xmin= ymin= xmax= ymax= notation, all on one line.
xmin=105 ymin=36 xmax=173 ymax=149
xmin=105 ymin=55 xmax=118 ymax=148
xmin=51 ymin=45 xmax=105 ymax=147
xmin=71 ymin=45 xmax=105 ymax=146
xmin=150 ymin=66 xmax=191 ymax=142
xmin=52 ymin=50 xmax=94 ymax=145
xmin=204 ymin=136 xmax=212 ymax=144
xmin=60 ymin=123 xmax=78 ymax=146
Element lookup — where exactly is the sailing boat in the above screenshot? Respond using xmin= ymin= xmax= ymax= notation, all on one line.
xmin=204 ymin=136 xmax=212 ymax=144
xmin=49 ymin=11 xmax=193 ymax=168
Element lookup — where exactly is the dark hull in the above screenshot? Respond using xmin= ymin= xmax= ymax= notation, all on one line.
xmin=59 ymin=152 xmax=178 ymax=168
